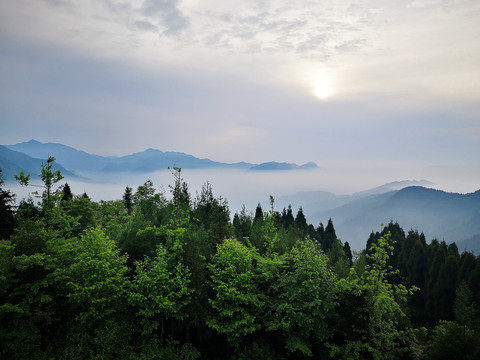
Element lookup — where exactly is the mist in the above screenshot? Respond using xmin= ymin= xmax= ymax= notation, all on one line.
xmin=8 ymin=162 xmax=479 ymax=218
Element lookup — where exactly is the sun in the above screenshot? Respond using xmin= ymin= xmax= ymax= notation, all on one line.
xmin=313 ymin=82 xmax=332 ymax=99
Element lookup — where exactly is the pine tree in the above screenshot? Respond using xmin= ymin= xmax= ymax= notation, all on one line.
xmin=322 ymin=218 xmax=336 ymax=252
xmin=344 ymin=241 xmax=353 ymax=267
xmin=0 ymin=168 xmax=16 ymax=239
xmin=61 ymin=182 xmax=73 ymax=202
xmin=123 ymin=186 xmax=133 ymax=215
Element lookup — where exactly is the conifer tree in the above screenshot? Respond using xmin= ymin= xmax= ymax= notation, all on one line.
xmin=0 ymin=168 xmax=16 ymax=239
xmin=123 ymin=186 xmax=133 ymax=215
xmin=61 ymin=182 xmax=73 ymax=202
xmin=322 ymin=218 xmax=336 ymax=252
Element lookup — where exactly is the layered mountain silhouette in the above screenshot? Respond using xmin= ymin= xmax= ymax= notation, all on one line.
xmin=0 ymin=145 xmax=80 ymax=181
xmin=2 ymin=140 xmax=317 ymax=181
xmin=277 ymin=184 xmax=480 ymax=252
xmin=1 ymin=140 xmax=479 ymax=253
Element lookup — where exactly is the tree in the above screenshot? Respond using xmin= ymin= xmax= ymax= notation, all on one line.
xmin=193 ymin=182 xmax=232 ymax=248
xmin=133 ymin=180 xmax=165 ymax=222
xmin=283 ymin=205 xmax=295 ymax=229
xmin=169 ymin=167 xmax=190 ymax=207
xmin=332 ymin=231 xmax=417 ymax=359
xmin=253 ymin=203 xmax=264 ymax=227
xmin=61 ymin=182 xmax=73 ymax=202
xmin=129 ymin=244 xmax=192 ymax=335
xmin=344 ymin=241 xmax=353 ymax=267
xmin=423 ymin=320 xmax=480 ymax=360
xmin=15 ymin=156 xmax=64 ymax=216
xmin=454 ymin=281 xmax=478 ymax=328
xmin=294 ymin=207 xmax=308 ymax=238
xmin=232 ymin=205 xmax=252 ymax=242
xmin=322 ymin=218 xmax=336 ymax=252
xmin=433 ymin=255 xmax=459 ymax=320
xmin=123 ymin=186 xmax=133 ymax=215
xmin=49 ymin=228 xmax=129 ymax=323
xmin=0 ymin=168 xmax=16 ymax=239
xmin=271 ymin=239 xmax=338 ymax=357
xmin=207 ymin=238 xmax=262 ymax=345
xmin=328 ymin=238 xmax=350 ymax=278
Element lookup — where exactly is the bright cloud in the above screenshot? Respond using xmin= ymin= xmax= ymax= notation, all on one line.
xmin=0 ymin=0 xmax=479 ymax=186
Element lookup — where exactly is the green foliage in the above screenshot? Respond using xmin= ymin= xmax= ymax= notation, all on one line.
xmin=61 ymin=182 xmax=73 ymax=202
xmin=422 ymin=320 xmax=480 ymax=360
xmin=0 ymin=168 xmax=17 ymax=239
xmin=123 ymin=186 xmax=134 ymax=215
xmin=3 ymin=159 xmax=479 ymax=359
xmin=207 ymin=238 xmax=262 ymax=344
xmin=134 ymin=180 xmax=166 ymax=221
xmin=453 ymin=281 xmax=478 ymax=328
xmin=48 ymin=228 xmax=129 ymax=323
xmin=331 ymin=231 xmax=418 ymax=360
xmin=271 ymin=239 xmax=338 ymax=357
xmin=129 ymin=244 xmax=192 ymax=335
xmin=13 ymin=170 xmax=30 ymax=186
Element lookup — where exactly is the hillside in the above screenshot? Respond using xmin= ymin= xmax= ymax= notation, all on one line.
xmin=313 ymin=186 xmax=480 ymax=250
xmin=0 ymin=145 xmax=80 ymax=182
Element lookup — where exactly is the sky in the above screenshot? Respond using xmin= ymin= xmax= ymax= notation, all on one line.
xmin=1 ymin=0 xmax=479 ymax=193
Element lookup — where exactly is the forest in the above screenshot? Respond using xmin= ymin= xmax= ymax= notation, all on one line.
xmin=1 ymin=157 xmax=479 ymax=359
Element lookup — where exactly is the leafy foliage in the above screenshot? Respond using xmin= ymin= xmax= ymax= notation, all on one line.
xmin=1 ymin=160 xmax=479 ymax=359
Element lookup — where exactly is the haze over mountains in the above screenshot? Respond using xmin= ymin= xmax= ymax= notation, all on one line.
xmin=277 ymin=184 xmax=480 ymax=253
xmin=1 ymin=140 xmax=317 ymax=181
xmin=1 ymin=140 xmax=479 ymax=253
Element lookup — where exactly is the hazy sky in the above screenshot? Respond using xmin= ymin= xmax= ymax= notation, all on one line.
xmin=1 ymin=1 xmax=479 ymax=178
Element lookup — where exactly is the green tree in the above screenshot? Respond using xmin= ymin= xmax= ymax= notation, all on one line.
xmin=328 ymin=238 xmax=350 ymax=278
xmin=322 ymin=218 xmax=336 ymax=252
xmin=283 ymin=205 xmax=294 ymax=229
xmin=123 ymin=186 xmax=134 ymax=215
xmin=49 ymin=228 xmax=129 ymax=323
xmin=232 ymin=205 xmax=252 ymax=242
xmin=294 ymin=207 xmax=308 ymax=237
xmin=271 ymin=239 xmax=338 ymax=357
xmin=0 ymin=168 xmax=16 ymax=239
xmin=0 ymin=241 xmax=53 ymax=358
xmin=433 ymin=254 xmax=459 ymax=320
xmin=129 ymin=244 xmax=192 ymax=335
xmin=207 ymin=238 xmax=262 ymax=345
xmin=344 ymin=241 xmax=353 ymax=267
xmin=61 ymin=182 xmax=73 ymax=202
xmin=15 ymin=156 xmax=63 ymax=209
xmin=134 ymin=180 xmax=165 ymax=222
xmin=453 ymin=281 xmax=478 ymax=328
xmin=332 ymin=231 xmax=417 ymax=360
xmin=14 ymin=156 xmax=64 ymax=230
xmin=422 ymin=320 xmax=480 ymax=360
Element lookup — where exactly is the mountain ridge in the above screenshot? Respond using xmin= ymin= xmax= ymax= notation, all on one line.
xmin=0 ymin=145 xmax=83 ymax=182
xmin=4 ymin=140 xmax=317 ymax=177
xmin=312 ymin=186 xmax=480 ymax=251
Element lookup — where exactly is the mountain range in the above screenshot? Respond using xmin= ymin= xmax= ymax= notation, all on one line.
xmin=1 ymin=140 xmax=318 ymax=182
xmin=277 ymin=183 xmax=480 ymax=253
xmin=1 ymin=140 xmax=479 ymax=253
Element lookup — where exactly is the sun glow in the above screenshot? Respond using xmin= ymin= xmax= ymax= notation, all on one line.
xmin=313 ymin=82 xmax=332 ymax=99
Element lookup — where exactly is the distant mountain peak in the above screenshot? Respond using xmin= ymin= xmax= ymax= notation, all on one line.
xmin=300 ymin=161 xmax=319 ymax=169
xmin=249 ymin=161 xmax=318 ymax=171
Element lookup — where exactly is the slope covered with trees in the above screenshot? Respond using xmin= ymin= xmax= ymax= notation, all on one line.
xmin=0 ymin=160 xmax=479 ymax=359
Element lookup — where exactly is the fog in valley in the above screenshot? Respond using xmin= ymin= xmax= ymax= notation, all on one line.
xmin=9 ymin=161 xmax=478 ymax=227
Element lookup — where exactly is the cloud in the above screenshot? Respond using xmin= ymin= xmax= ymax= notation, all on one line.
xmin=42 ymin=0 xmax=74 ymax=8
xmin=196 ymin=4 xmax=375 ymax=59
xmin=134 ymin=20 xmax=158 ymax=32
xmin=0 ymin=0 xmax=479 ymax=175
xmin=141 ymin=0 xmax=190 ymax=35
